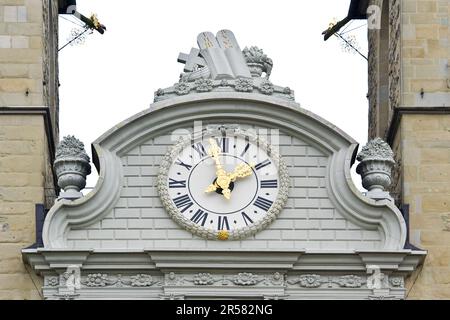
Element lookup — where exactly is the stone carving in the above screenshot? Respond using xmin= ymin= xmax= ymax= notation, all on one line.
xmin=357 ymin=138 xmax=394 ymax=160
xmin=266 ymin=272 xmax=284 ymax=286
xmin=368 ymin=294 xmax=398 ymax=300
xmin=287 ymin=274 xmax=368 ymax=289
xmin=164 ymin=272 xmax=283 ymax=287
xmin=52 ymin=266 xmax=81 ymax=300
xmin=356 ymin=138 xmax=395 ymax=200
xmin=157 ymin=126 xmax=290 ymax=241
xmin=335 ymin=275 xmax=364 ymax=288
xmin=390 ymin=141 xmax=402 ymax=206
xmin=366 ymin=265 xmax=389 ymax=290
xmin=234 ymin=77 xmax=254 ymax=92
xmin=84 ymin=273 xmax=108 ymax=287
xmin=242 ymin=46 xmax=273 ymax=78
xmin=389 ymin=276 xmax=404 ymax=288
xmin=232 ymin=273 xmax=262 ymax=286
xmin=287 ymin=274 xmax=322 ymax=288
xmin=130 ymin=274 xmax=156 ymax=287
xmin=174 ymin=82 xmax=190 ymax=95
xmin=194 ymin=79 xmax=213 ymax=92
xmin=259 ymin=80 xmax=274 ymax=95
xmin=192 ymin=273 xmax=215 ymax=285
xmin=54 ymin=135 xmax=91 ymax=200
xmin=153 ymin=30 xmax=294 ymax=102
xmin=154 ymin=78 xmax=294 ymax=102
xmin=80 ymin=273 xmax=161 ymax=288
xmin=46 ymin=276 xmax=59 ymax=287
xmin=389 ymin=0 xmax=401 ymax=113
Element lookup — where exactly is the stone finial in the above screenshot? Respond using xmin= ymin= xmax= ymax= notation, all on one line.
xmin=54 ymin=135 xmax=91 ymax=200
xmin=356 ymin=138 xmax=395 ymax=200
xmin=356 ymin=137 xmax=394 ymax=162
xmin=242 ymin=46 xmax=273 ymax=78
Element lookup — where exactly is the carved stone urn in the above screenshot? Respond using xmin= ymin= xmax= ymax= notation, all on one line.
xmin=54 ymin=135 xmax=91 ymax=200
xmin=242 ymin=46 xmax=273 ymax=78
xmin=356 ymin=138 xmax=395 ymax=200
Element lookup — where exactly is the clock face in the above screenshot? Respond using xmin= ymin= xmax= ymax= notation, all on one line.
xmin=157 ymin=127 xmax=289 ymax=240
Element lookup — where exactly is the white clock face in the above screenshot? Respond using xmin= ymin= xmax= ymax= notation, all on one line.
xmin=158 ymin=128 xmax=289 ymax=240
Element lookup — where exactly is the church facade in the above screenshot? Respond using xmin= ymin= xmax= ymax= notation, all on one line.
xmin=0 ymin=0 xmax=448 ymax=299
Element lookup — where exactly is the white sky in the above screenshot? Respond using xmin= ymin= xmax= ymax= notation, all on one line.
xmin=57 ymin=0 xmax=369 ymax=190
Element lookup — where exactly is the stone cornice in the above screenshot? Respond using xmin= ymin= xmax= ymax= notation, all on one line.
xmin=386 ymin=106 xmax=450 ymax=144
xmin=22 ymin=248 xmax=425 ymax=275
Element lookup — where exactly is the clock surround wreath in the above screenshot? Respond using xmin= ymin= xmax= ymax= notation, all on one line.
xmin=157 ymin=125 xmax=290 ymax=241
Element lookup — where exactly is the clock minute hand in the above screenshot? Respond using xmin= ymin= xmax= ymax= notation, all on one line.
xmin=228 ymin=162 xmax=255 ymax=181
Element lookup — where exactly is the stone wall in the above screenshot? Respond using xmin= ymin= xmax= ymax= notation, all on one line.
xmin=368 ymin=0 xmax=396 ymax=140
xmin=66 ymin=126 xmax=383 ymax=251
xmin=0 ymin=0 xmax=45 ymax=106
xmin=401 ymin=0 xmax=449 ymax=107
xmin=368 ymin=0 xmax=450 ymax=299
xmin=0 ymin=115 xmax=46 ymax=299
xmin=402 ymin=114 xmax=450 ymax=299
xmin=0 ymin=0 xmax=58 ymax=299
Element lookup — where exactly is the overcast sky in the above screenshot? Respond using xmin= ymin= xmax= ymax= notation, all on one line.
xmin=57 ymin=0 xmax=369 ymax=190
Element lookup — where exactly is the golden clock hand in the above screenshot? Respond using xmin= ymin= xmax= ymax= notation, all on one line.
xmin=205 ymin=138 xmax=233 ymax=199
xmin=228 ymin=162 xmax=255 ymax=181
xmin=222 ymin=188 xmax=231 ymax=200
xmin=205 ymin=183 xmax=217 ymax=193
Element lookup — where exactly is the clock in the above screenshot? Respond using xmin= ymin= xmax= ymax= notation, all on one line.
xmin=157 ymin=126 xmax=289 ymax=240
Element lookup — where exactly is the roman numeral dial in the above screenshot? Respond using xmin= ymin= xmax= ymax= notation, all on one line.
xmin=163 ymin=130 xmax=288 ymax=240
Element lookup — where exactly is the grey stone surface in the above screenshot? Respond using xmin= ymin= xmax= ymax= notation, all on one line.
xmin=54 ymin=135 xmax=91 ymax=199
xmin=65 ymin=124 xmax=382 ymax=250
xmin=22 ymin=248 xmax=425 ymax=300
xmin=40 ymin=93 xmax=406 ymax=252
xmin=155 ymin=30 xmax=293 ymax=102
xmin=28 ymin=85 xmax=423 ymax=300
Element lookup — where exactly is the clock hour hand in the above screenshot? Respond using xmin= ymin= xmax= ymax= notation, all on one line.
xmin=205 ymin=138 xmax=233 ymax=199
xmin=205 ymin=183 xmax=217 ymax=193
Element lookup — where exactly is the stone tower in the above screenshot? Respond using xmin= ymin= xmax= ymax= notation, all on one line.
xmin=367 ymin=0 xmax=450 ymax=298
xmin=0 ymin=0 xmax=59 ymax=299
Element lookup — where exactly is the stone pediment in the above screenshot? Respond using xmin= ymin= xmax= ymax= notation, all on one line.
xmin=22 ymin=30 xmax=425 ymax=300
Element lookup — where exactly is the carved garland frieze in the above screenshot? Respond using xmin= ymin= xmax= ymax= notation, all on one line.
xmin=287 ymin=274 xmax=366 ymax=288
xmin=165 ymin=272 xmax=285 ymax=287
xmin=154 ymin=78 xmax=294 ymax=102
xmin=45 ymin=274 xmax=164 ymax=288
xmin=45 ymin=272 xmax=405 ymax=290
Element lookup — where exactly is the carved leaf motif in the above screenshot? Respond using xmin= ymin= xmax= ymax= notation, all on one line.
xmin=389 ymin=277 xmax=404 ymax=288
xmin=193 ymin=273 xmax=215 ymax=285
xmin=335 ymin=275 xmax=363 ymax=288
xmin=56 ymin=135 xmax=90 ymax=162
xmin=195 ymin=79 xmax=214 ymax=92
xmin=233 ymin=272 xmax=260 ymax=286
xmin=288 ymin=274 xmax=322 ymax=288
xmin=84 ymin=273 xmax=109 ymax=287
xmin=259 ymin=80 xmax=274 ymax=95
xmin=130 ymin=274 xmax=155 ymax=287
xmin=174 ymin=82 xmax=190 ymax=95
xmin=234 ymin=78 xmax=254 ymax=92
